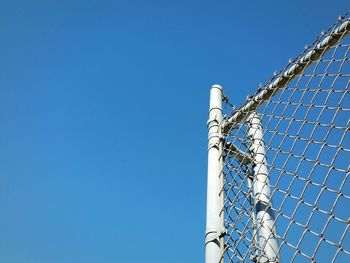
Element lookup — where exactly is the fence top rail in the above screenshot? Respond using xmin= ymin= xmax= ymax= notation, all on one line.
xmin=222 ymin=16 xmax=350 ymax=133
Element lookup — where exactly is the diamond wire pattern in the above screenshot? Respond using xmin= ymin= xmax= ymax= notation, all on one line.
xmin=222 ymin=14 xmax=350 ymax=263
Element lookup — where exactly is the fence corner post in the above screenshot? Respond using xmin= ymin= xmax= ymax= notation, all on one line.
xmin=205 ymin=84 xmax=224 ymax=263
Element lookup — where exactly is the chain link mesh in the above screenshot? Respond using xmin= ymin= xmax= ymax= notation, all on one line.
xmin=222 ymin=13 xmax=350 ymax=262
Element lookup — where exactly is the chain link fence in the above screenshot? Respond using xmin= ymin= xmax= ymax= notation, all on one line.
xmin=215 ymin=12 xmax=350 ymax=263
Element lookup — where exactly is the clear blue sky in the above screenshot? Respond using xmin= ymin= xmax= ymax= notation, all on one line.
xmin=0 ymin=1 xmax=348 ymax=262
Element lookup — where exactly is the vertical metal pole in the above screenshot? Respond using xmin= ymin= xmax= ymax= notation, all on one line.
xmin=247 ymin=112 xmax=279 ymax=263
xmin=205 ymin=85 xmax=224 ymax=263
xmin=247 ymin=176 xmax=259 ymax=262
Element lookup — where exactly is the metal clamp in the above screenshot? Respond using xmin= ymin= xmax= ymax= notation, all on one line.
xmin=205 ymin=228 xmax=227 ymax=245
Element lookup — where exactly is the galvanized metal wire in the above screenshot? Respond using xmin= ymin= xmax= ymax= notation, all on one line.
xmin=221 ymin=12 xmax=350 ymax=262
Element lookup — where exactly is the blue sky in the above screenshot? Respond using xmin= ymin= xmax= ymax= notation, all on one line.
xmin=0 ymin=1 xmax=348 ymax=262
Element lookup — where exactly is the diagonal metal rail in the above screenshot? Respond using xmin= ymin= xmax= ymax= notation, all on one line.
xmin=222 ymin=18 xmax=350 ymax=132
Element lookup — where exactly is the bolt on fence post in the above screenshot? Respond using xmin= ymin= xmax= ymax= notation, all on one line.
xmin=247 ymin=112 xmax=279 ymax=263
xmin=205 ymin=85 xmax=225 ymax=263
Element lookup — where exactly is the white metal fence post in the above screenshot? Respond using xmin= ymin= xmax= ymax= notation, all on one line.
xmin=205 ymin=85 xmax=224 ymax=263
xmin=247 ymin=112 xmax=279 ymax=263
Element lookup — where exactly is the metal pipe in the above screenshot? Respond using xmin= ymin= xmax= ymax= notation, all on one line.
xmin=205 ymin=84 xmax=225 ymax=263
xmin=223 ymin=18 xmax=350 ymax=132
xmin=247 ymin=176 xmax=259 ymax=262
xmin=247 ymin=112 xmax=279 ymax=263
